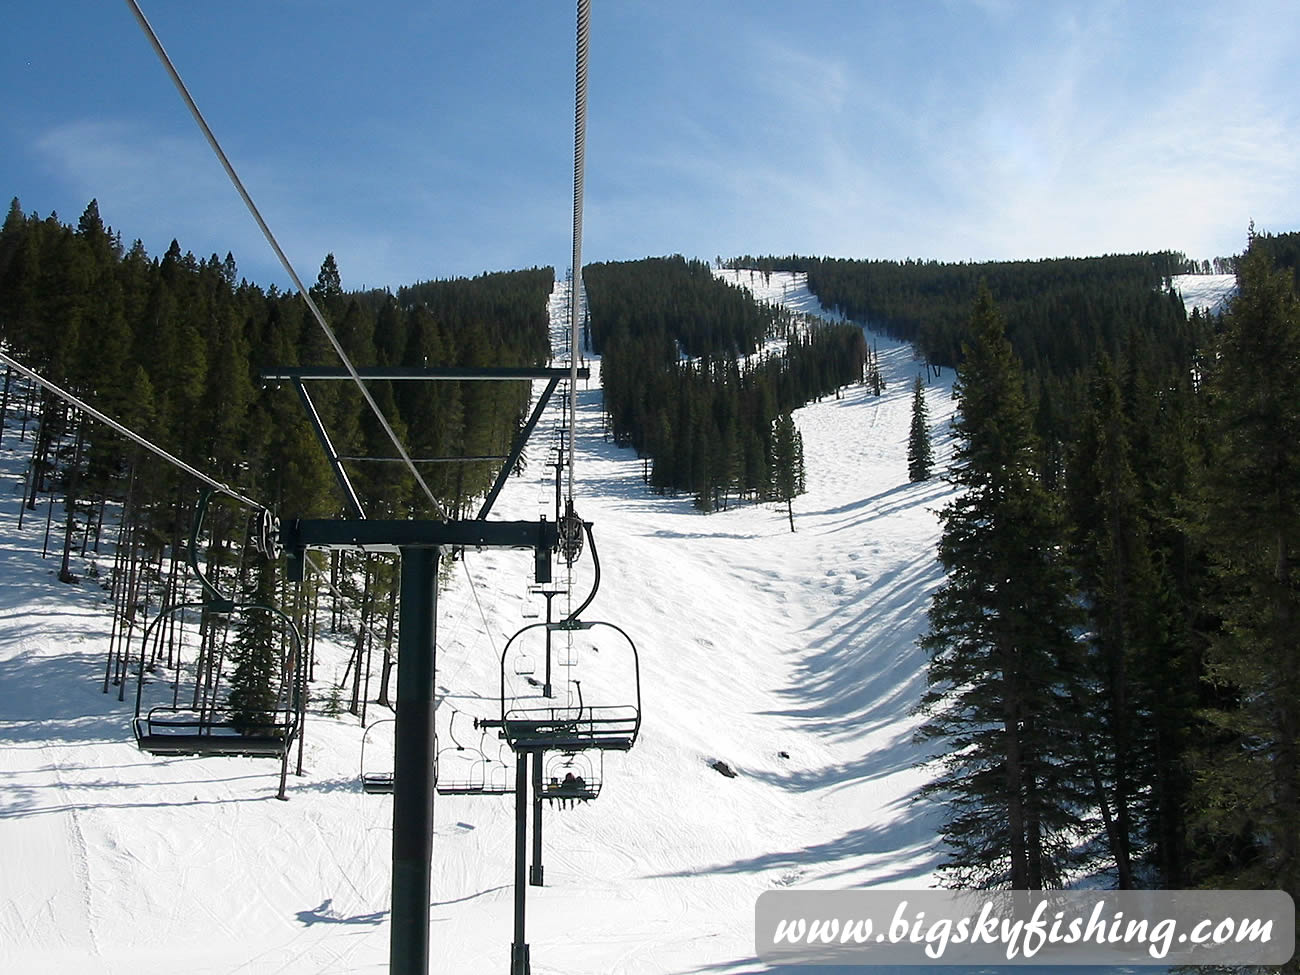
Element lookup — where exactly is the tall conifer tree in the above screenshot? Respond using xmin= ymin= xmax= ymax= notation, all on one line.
xmin=1066 ymin=353 xmax=1162 ymax=888
xmin=907 ymin=375 xmax=934 ymax=482
xmin=1194 ymin=240 xmax=1300 ymax=902
xmin=918 ymin=286 xmax=1088 ymax=889
xmin=770 ymin=412 xmax=805 ymax=532
xmin=227 ymin=560 xmax=283 ymax=735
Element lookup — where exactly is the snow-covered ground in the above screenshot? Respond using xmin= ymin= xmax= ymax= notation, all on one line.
xmin=1169 ymin=272 xmax=1236 ymax=315
xmin=12 ymin=268 xmax=1185 ymax=974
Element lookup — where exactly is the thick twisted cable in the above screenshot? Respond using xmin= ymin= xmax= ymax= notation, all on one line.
xmin=124 ymin=0 xmax=448 ymax=521
xmin=567 ymin=0 xmax=590 ymax=505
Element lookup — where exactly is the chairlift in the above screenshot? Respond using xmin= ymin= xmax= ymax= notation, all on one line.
xmin=132 ymin=600 xmax=304 ymax=759
xmin=131 ymin=490 xmax=305 ymax=804
xmin=360 ymin=718 xmax=396 ymax=794
xmin=485 ymin=752 xmax=515 ymax=795
xmin=498 ymin=620 xmax=640 ymax=753
xmin=436 ymin=721 xmax=514 ymax=796
xmin=539 ymin=749 xmax=602 ymax=804
xmin=435 ymin=712 xmax=483 ymax=794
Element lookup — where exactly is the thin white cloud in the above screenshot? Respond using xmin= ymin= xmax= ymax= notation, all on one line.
xmin=22 ymin=0 xmax=1300 ymax=283
xmin=31 ymin=117 xmax=568 ymax=290
xmin=35 ymin=118 xmax=312 ymax=279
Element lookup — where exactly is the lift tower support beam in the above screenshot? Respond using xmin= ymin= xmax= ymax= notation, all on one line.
xmin=280 ymin=519 xmax=559 ymax=975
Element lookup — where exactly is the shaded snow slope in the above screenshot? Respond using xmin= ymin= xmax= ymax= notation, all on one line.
xmin=0 ymin=272 xmax=964 ymax=973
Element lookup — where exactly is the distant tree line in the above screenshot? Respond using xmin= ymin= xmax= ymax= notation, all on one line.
xmin=584 ymin=255 xmax=865 ymax=513
xmin=914 ymin=230 xmax=1300 ymax=913
xmin=727 ymin=252 xmax=1199 ymax=377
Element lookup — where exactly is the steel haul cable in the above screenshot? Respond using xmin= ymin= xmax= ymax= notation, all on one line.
xmin=122 ymin=2 xmax=593 ymax=675
xmin=567 ymin=0 xmax=590 ymax=507
xmin=124 ymin=0 xmax=448 ymax=522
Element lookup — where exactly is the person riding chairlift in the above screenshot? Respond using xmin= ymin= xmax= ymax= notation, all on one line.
xmin=557 ymin=770 xmax=587 ymax=808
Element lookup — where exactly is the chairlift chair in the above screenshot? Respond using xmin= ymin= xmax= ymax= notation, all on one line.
xmin=436 ymin=723 xmax=515 ymax=796
xmin=132 ymin=490 xmax=305 ymax=762
xmin=433 ymin=711 xmax=483 ymax=795
xmin=498 ymin=620 xmax=641 ymax=753
xmin=360 ymin=718 xmax=397 ymax=794
xmin=540 ymin=749 xmax=602 ymax=804
xmin=485 ymin=757 xmax=515 ymax=796
xmin=132 ymin=600 xmax=304 ymax=760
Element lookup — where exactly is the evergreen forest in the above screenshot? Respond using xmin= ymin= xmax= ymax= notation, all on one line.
xmin=0 ymin=196 xmax=554 ymax=712
xmin=585 ymin=255 xmax=865 ymax=511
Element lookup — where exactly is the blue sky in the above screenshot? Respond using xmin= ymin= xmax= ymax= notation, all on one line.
xmin=4 ymin=1 xmax=1298 ymax=291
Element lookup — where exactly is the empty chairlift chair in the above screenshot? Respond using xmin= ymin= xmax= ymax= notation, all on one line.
xmin=435 ymin=716 xmax=515 ymax=797
xmin=498 ymin=620 xmax=641 ymax=754
xmin=359 ymin=718 xmax=397 ymax=794
xmin=132 ymin=600 xmax=304 ymax=760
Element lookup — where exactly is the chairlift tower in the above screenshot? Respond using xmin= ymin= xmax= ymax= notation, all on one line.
xmin=263 ymin=363 xmax=587 ymax=975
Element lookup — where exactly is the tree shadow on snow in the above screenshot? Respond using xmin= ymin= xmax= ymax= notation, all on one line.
xmin=647 ymin=799 xmax=941 ymax=887
xmin=0 ymin=649 xmax=138 ymax=744
xmin=760 ymin=548 xmax=941 ymax=747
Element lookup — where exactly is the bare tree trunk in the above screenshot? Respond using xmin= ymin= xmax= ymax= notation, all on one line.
xmin=58 ymin=416 xmax=86 ymax=583
xmin=92 ymin=494 xmax=105 ymax=552
xmin=348 ymin=559 xmax=373 ymax=715
xmin=103 ymin=517 xmax=129 ymax=693
xmin=1004 ymin=691 xmax=1030 ymax=889
xmin=117 ymin=524 xmax=144 ymax=701
xmin=0 ymin=364 xmax=11 ymax=448
xmin=125 ymin=535 xmax=157 ymax=703
xmin=103 ymin=463 xmax=136 ymax=691
xmin=309 ymin=574 xmax=319 ymax=683
xmin=41 ymin=477 xmax=55 ymax=558
xmin=330 ymin=551 xmax=341 ymax=632
xmin=16 ymin=451 xmax=33 ymax=530
xmin=19 ymin=380 xmax=35 ymax=442
xmin=360 ymin=623 xmax=373 ymax=726
xmin=79 ymin=492 xmax=94 ymax=557
xmin=28 ymin=394 xmax=57 ymax=508
xmin=377 ymin=578 xmax=397 ymax=708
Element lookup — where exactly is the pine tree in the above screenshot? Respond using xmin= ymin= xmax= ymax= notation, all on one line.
xmin=227 ymin=560 xmax=283 ymax=736
xmin=907 ymin=375 xmax=934 ymax=482
xmin=770 ymin=412 xmax=805 ymax=532
xmin=1065 ymin=353 xmax=1162 ymax=888
xmin=309 ymin=252 xmax=343 ymax=310
xmin=917 ymin=286 xmax=1088 ymax=889
xmin=1193 ymin=240 xmax=1300 ymax=902
xmin=1118 ymin=358 xmax=1206 ymax=888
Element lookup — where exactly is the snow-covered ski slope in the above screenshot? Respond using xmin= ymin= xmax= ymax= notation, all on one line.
xmin=2 ymin=269 xmax=1226 ymax=973
xmin=1169 ymin=273 xmax=1235 ymax=315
